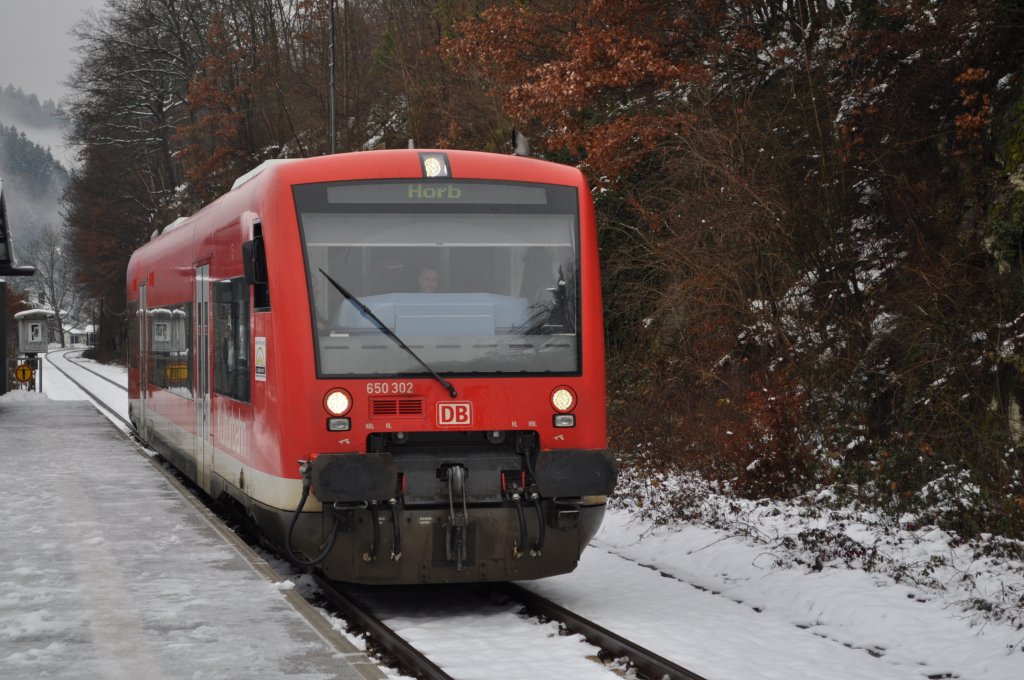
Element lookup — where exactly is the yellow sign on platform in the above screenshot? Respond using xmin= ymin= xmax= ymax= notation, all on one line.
xmin=14 ymin=363 xmax=34 ymax=383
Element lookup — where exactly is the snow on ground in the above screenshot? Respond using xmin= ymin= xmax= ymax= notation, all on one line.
xmin=41 ymin=347 xmax=130 ymax=427
xmin=320 ymin=584 xmax=624 ymax=680
xmin=11 ymin=349 xmax=1024 ymax=679
xmin=0 ymin=395 xmax=362 ymax=680
xmin=530 ymin=509 xmax=1024 ymax=679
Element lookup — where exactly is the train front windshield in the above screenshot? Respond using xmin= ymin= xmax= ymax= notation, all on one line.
xmin=294 ymin=180 xmax=581 ymax=376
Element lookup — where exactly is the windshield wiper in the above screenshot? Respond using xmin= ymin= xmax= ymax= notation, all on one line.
xmin=319 ymin=269 xmax=458 ymax=398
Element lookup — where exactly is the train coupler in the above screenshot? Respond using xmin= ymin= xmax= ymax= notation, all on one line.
xmin=443 ymin=465 xmax=469 ymax=569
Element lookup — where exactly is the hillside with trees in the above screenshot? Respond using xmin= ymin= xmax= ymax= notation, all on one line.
xmin=60 ymin=0 xmax=1024 ymax=562
xmin=0 ymin=84 xmax=65 ymax=131
xmin=0 ymin=122 xmax=69 ymax=247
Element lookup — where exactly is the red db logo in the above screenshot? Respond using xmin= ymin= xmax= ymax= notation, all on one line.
xmin=437 ymin=402 xmax=472 ymax=426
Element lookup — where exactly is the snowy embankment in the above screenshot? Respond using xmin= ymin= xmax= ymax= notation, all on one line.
xmin=567 ymin=478 xmax=1024 ymax=679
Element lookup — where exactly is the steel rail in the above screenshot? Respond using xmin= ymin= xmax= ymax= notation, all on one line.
xmin=44 ymin=349 xmax=134 ymax=432
xmin=313 ymin=576 xmax=455 ymax=680
xmin=496 ymin=582 xmax=709 ymax=680
xmin=61 ymin=348 xmax=129 ymax=391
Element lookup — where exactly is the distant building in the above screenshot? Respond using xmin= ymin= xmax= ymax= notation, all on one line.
xmin=66 ymin=324 xmax=98 ymax=346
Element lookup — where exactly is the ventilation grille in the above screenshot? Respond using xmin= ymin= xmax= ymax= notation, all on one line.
xmin=370 ymin=398 xmax=424 ymax=418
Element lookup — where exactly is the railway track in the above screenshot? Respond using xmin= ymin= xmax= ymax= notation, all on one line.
xmin=317 ymin=578 xmax=709 ymax=680
xmin=44 ymin=348 xmax=133 ymax=431
xmin=63 ymin=348 xmax=128 ymax=390
xmin=496 ymin=582 xmax=708 ymax=680
xmin=314 ymin=577 xmax=454 ymax=680
xmin=45 ymin=350 xmax=709 ymax=680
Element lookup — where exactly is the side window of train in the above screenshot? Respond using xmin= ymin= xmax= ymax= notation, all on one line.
xmin=128 ymin=301 xmax=138 ymax=373
xmin=243 ymin=220 xmax=271 ymax=310
xmin=213 ymin=277 xmax=251 ymax=402
xmin=146 ymin=303 xmax=194 ymax=399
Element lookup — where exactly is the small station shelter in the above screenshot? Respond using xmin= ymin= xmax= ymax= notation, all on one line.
xmin=1 ymin=177 xmax=37 ymax=394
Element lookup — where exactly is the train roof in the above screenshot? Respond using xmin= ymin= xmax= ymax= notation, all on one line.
xmin=143 ymin=149 xmax=586 ymax=248
xmin=247 ymin=148 xmax=585 ymax=190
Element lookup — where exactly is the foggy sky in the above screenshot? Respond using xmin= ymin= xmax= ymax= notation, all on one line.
xmin=0 ymin=0 xmax=109 ymax=104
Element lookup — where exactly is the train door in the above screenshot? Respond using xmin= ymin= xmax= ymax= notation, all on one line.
xmin=195 ymin=264 xmax=212 ymax=491
xmin=138 ymin=283 xmax=149 ymax=438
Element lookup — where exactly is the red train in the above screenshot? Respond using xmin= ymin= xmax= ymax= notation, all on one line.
xmin=127 ymin=149 xmax=615 ymax=584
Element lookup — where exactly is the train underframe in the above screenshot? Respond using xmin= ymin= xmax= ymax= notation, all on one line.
xmin=259 ymin=430 xmax=615 ymax=584
xmin=257 ymin=498 xmax=607 ymax=584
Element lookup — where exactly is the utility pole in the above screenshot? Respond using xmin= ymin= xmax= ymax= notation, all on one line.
xmin=329 ymin=0 xmax=337 ymax=154
xmin=342 ymin=0 xmax=349 ymax=152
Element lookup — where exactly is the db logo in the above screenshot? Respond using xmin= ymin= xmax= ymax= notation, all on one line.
xmin=437 ymin=401 xmax=472 ymax=426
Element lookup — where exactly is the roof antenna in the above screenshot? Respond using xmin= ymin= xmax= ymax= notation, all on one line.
xmin=511 ymin=129 xmax=531 ymax=157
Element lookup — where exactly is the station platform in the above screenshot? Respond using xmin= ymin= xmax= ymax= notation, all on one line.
xmin=0 ymin=395 xmax=381 ymax=680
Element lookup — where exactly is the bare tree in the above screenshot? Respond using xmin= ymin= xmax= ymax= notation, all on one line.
xmin=22 ymin=225 xmax=84 ymax=348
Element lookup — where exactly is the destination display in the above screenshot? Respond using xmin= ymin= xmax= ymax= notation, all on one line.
xmin=326 ymin=182 xmax=548 ymax=205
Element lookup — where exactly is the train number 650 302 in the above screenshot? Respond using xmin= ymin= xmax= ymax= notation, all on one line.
xmin=366 ymin=381 xmax=415 ymax=395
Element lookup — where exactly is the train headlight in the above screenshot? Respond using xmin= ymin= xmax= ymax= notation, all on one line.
xmin=324 ymin=388 xmax=352 ymax=416
xmin=420 ymin=152 xmax=450 ymax=178
xmin=551 ymin=386 xmax=577 ymax=413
